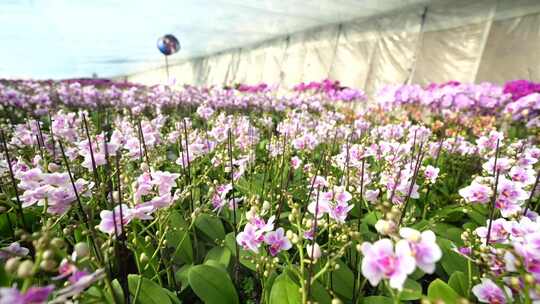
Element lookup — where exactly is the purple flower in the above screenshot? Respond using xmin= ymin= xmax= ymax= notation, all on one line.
xmin=307 ymin=199 xmax=330 ymax=219
xmin=503 ymin=79 xmax=540 ymax=101
xmin=290 ymin=156 xmax=302 ymax=170
xmin=249 ymin=215 xmax=275 ymax=234
xmin=475 ymin=219 xmax=509 ymax=244
xmin=98 ymin=204 xmax=132 ymax=235
xmin=0 ymin=285 xmax=54 ymax=304
xmin=151 ymin=171 xmax=180 ymax=196
xmin=424 ymin=165 xmax=439 ymax=183
xmin=51 ymin=269 xmax=106 ymax=303
xmin=0 ymin=242 xmax=29 ymax=260
xmin=264 ymin=228 xmax=292 ymax=256
xmin=458 ymin=247 xmax=472 ymax=256
xmin=459 ymin=181 xmax=492 ymax=204
xmin=399 ymin=228 xmax=442 ymax=273
xmin=211 ymin=184 xmax=232 ymax=213
xmin=328 ymin=201 xmax=354 ymax=223
xmin=236 ymin=223 xmax=263 ymax=253
xmin=364 ymin=189 xmax=380 ymax=203
xmin=472 ymin=278 xmax=511 ymax=303
xmin=360 ymin=239 xmax=416 ymax=290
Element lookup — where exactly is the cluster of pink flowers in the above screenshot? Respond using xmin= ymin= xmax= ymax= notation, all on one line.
xmin=460 ymin=213 xmax=540 ymax=302
xmin=361 ymin=227 xmax=442 ymax=290
xmin=236 ymin=214 xmax=292 ymax=256
xmin=0 ymin=79 xmax=368 ymax=117
xmin=307 ymin=185 xmax=354 ymax=223
xmin=376 ymin=82 xmax=512 ymax=118
xmin=504 ymin=92 xmax=540 ymax=127
xmin=0 ymin=285 xmax=54 ymax=304
xmin=293 ymin=78 xmax=367 ymax=102
xmin=459 ymin=133 xmax=539 ymax=218
xmin=235 ymin=83 xmax=272 ymax=94
xmin=503 ymin=79 xmax=540 ymax=101
xmin=98 ymin=170 xmax=180 ymax=235
xmin=14 ymin=161 xmax=93 ymax=215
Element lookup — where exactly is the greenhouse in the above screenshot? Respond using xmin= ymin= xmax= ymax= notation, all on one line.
xmin=0 ymin=0 xmax=540 ymax=303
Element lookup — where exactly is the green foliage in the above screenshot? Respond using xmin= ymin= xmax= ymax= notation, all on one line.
xmin=427 ymin=279 xmax=461 ymax=303
xmin=399 ymin=278 xmax=423 ymax=301
xmin=363 ymin=296 xmax=393 ymax=304
xmin=330 ymin=259 xmax=355 ymax=300
xmin=269 ymin=272 xmax=302 ymax=304
xmin=195 ymin=214 xmax=226 ymax=241
xmin=166 ymin=211 xmax=194 ymax=264
xmin=127 ymin=274 xmax=173 ymax=304
xmin=188 ymin=264 xmax=239 ymax=304
xmin=204 ymin=246 xmax=231 ymax=267
xmin=448 ymin=271 xmax=469 ymax=298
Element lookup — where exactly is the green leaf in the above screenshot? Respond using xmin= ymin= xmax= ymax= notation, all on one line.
xmin=195 ymin=214 xmax=226 ymax=241
xmin=128 ymin=274 xmax=172 ymax=304
xmin=166 ymin=211 xmax=193 ymax=264
xmin=0 ymin=263 xmax=9 ymax=286
xmin=264 ymin=272 xmax=279 ymax=304
xmin=81 ymin=286 xmax=115 ymax=304
xmin=399 ymin=278 xmax=423 ymax=300
xmin=188 ymin=264 xmax=239 ymax=304
xmin=448 ymin=271 xmax=469 ymax=298
xmin=311 ymin=280 xmax=332 ymax=304
xmin=363 ymin=296 xmax=393 ymax=304
xmin=438 ymin=238 xmax=471 ymax=276
xmin=163 ymin=288 xmax=182 ymax=304
xmin=427 ymin=279 xmax=460 ymax=303
xmin=269 ymin=273 xmax=302 ymax=304
xmin=174 ymin=264 xmax=192 ymax=292
xmin=432 ymin=223 xmax=464 ymax=246
xmin=363 ymin=211 xmax=380 ymax=226
xmin=204 ymin=259 xmax=228 ymax=271
xmin=204 ymin=246 xmax=231 ymax=267
xmin=331 ymin=259 xmax=354 ymax=300
xmin=134 ymin=234 xmax=161 ymax=278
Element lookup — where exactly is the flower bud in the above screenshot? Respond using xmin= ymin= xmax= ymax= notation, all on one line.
xmin=374 ymin=220 xmax=396 ymax=236
xmin=40 ymin=259 xmax=57 ymax=272
xmin=288 ymin=214 xmax=295 ymax=222
xmin=63 ymin=227 xmax=72 ymax=235
xmin=5 ymin=257 xmax=20 ymax=274
xmin=291 ymin=234 xmax=299 ymax=244
xmin=139 ymin=253 xmax=149 ymax=264
xmin=74 ymin=242 xmax=90 ymax=258
xmin=43 ymin=249 xmax=55 ymax=260
xmin=262 ymin=201 xmax=271 ymax=211
xmin=17 ymin=260 xmax=34 ymax=278
xmin=509 ymin=277 xmax=520 ymax=289
xmin=48 ymin=163 xmax=60 ymax=172
xmin=51 ymin=237 xmax=65 ymax=249
xmin=112 ymin=191 xmax=120 ymax=202
xmin=306 ymin=243 xmax=321 ymax=260
xmin=286 ymin=230 xmax=294 ymax=239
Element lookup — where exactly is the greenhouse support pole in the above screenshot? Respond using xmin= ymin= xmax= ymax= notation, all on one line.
xmin=164 ymin=55 xmax=170 ymax=83
xmin=406 ymin=6 xmax=428 ymax=85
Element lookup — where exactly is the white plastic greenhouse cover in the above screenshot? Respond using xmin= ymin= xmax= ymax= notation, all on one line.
xmin=123 ymin=0 xmax=540 ymax=94
xmin=0 ymin=0 xmax=427 ymax=79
